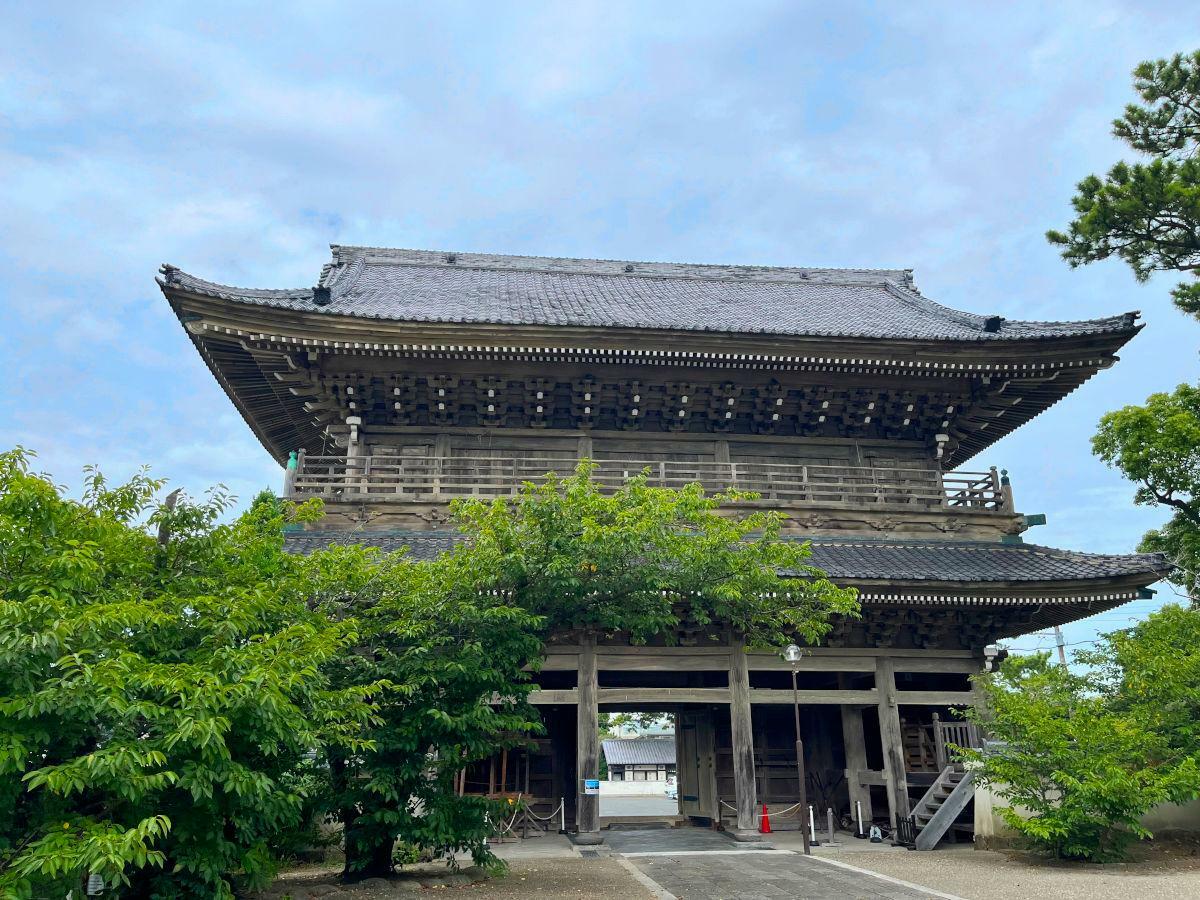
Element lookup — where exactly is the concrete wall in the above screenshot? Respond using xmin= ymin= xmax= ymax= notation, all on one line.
xmin=599 ymin=779 xmax=674 ymax=797
xmin=974 ymin=783 xmax=1200 ymax=847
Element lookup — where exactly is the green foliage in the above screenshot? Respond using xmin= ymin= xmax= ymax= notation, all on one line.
xmin=319 ymin=462 xmax=855 ymax=877
xmin=2 ymin=451 xmax=857 ymax=888
xmin=450 ymin=461 xmax=859 ymax=648
xmin=0 ymin=448 xmax=377 ymax=897
xmin=965 ymin=606 xmax=1200 ymax=861
xmin=1047 ymin=50 xmax=1200 ymax=317
xmin=307 ymin=544 xmax=544 ymax=879
xmin=1093 ymin=384 xmax=1200 ymax=600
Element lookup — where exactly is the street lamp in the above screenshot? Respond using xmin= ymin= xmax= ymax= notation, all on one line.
xmin=783 ymin=643 xmax=811 ymax=854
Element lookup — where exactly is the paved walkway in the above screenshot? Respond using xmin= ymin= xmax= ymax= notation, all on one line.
xmin=604 ymin=826 xmax=954 ymax=899
xmin=625 ymin=851 xmax=952 ymax=899
xmin=604 ymin=826 xmax=751 ymax=854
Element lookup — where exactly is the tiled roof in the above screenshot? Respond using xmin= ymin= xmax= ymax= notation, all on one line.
xmin=159 ymin=247 xmax=1139 ymax=342
xmin=602 ymin=737 xmax=676 ymax=766
xmin=282 ymin=531 xmax=1168 ymax=585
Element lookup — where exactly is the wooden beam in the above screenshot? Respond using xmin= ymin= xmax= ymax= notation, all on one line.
xmin=596 ymin=653 xmax=730 ymax=671
xmin=840 ymin=676 xmax=873 ymax=824
xmin=728 ymin=639 xmax=758 ymax=836
xmin=892 ymin=659 xmax=982 ymax=674
xmin=597 ymin=688 xmax=731 ymax=704
xmin=746 ymin=655 xmax=876 ymax=672
xmin=536 ymin=655 xmax=580 ymax=672
xmin=876 ymin=658 xmax=910 ymax=829
xmin=852 ymin=769 xmax=889 ymax=787
xmin=748 ymin=688 xmax=879 ymax=705
xmin=528 ymin=689 xmax=579 ymax=705
xmin=575 ymin=634 xmax=601 ymax=843
xmin=894 ymin=690 xmax=977 ymax=706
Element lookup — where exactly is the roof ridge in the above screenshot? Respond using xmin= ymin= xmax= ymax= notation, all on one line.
xmin=327 ymin=245 xmax=913 ymax=287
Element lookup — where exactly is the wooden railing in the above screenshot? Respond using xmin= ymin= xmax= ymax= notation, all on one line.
xmin=286 ymin=452 xmax=1011 ymax=512
xmin=932 ymin=713 xmax=983 ymax=771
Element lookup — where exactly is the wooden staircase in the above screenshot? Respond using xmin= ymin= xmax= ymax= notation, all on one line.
xmin=912 ymin=764 xmax=976 ymax=850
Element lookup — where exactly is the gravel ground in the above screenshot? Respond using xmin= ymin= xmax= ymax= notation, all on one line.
xmin=262 ymin=859 xmax=654 ymax=899
xmin=840 ymin=842 xmax=1200 ymax=900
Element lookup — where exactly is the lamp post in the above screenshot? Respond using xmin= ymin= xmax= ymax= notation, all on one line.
xmin=783 ymin=643 xmax=811 ymax=854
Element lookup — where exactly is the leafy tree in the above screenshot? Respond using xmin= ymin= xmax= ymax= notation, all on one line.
xmin=965 ymin=606 xmax=1200 ymax=861
xmin=0 ymin=449 xmax=377 ymax=897
xmin=1093 ymin=385 xmax=1200 ymax=600
xmin=451 ymin=462 xmax=859 ymax=647
xmin=1078 ymin=604 xmax=1200 ymax=770
xmin=305 ymin=546 xmax=544 ymax=880
xmin=317 ymin=464 xmax=856 ymax=878
xmin=1048 ymin=50 xmax=1200 ymax=317
xmin=1049 ymin=50 xmax=1200 ymax=603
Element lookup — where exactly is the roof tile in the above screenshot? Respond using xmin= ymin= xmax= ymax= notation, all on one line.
xmin=160 ymin=247 xmax=1139 ymax=342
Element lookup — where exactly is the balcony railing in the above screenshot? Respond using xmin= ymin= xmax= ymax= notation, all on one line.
xmin=286 ymin=452 xmax=1012 ymax=512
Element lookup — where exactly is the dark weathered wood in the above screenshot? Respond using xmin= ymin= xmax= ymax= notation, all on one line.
xmin=839 ymin=676 xmax=874 ymax=824
xmin=728 ymin=639 xmax=758 ymax=835
xmin=748 ymin=688 xmax=878 ymax=705
xmin=875 ymin=657 xmax=910 ymax=828
xmin=575 ymin=633 xmax=601 ymax=842
xmin=597 ymin=688 xmax=731 ymax=704
xmin=893 ymin=690 xmax=977 ymax=706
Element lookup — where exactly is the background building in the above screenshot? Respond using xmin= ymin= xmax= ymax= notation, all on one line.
xmin=602 ymin=737 xmax=677 ymax=783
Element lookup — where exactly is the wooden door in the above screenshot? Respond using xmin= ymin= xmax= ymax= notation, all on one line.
xmin=677 ymin=710 xmax=717 ymax=820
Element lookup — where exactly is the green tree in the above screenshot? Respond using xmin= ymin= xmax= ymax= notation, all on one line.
xmin=965 ymin=606 xmax=1200 ymax=861
xmin=1093 ymin=385 xmax=1200 ymax=600
xmin=1048 ymin=50 xmax=1200 ymax=317
xmin=319 ymin=464 xmax=856 ymax=878
xmin=306 ymin=546 xmax=544 ymax=880
xmin=0 ymin=449 xmax=377 ymax=897
xmin=451 ymin=462 xmax=859 ymax=647
xmin=1049 ymin=50 xmax=1200 ymax=603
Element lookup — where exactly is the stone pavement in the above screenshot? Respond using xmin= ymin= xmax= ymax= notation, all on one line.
xmin=601 ymin=826 xmax=957 ymax=899
xmin=604 ymin=826 xmax=757 ymax=854
xmin=625 ymin=850 xmax=953 ymax=899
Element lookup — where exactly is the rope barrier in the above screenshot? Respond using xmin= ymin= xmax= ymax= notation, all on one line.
xmin=493 ymin=794 xmax=523 ymax=835
xmin=525 ymin=799 xmax=565 ymax=822
xmin=718 ymin=800 xmax=804 ymax=817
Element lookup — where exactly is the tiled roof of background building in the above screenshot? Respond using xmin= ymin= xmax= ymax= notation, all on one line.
xmin=282 ymin=530 xmax=1168 ymax=584
xmin=160 ymin=246 xmax=1139 ymax=342
xmin=602 ymin=737 xmax=677 ymax=767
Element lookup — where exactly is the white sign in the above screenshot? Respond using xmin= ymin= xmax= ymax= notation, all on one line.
xmin=583 ymin=778 xmax=600 ymax=795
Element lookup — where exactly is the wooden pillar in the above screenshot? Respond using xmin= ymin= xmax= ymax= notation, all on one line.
xmin=875 ymin=657 xmax=909 ymax=828
xmin=839 ymin=694 xmax=874 ymax=824
xmin=728 ymin=638 xmax=759 ymax=838
xmin=575 ymin=633 xmax=601 ymax=844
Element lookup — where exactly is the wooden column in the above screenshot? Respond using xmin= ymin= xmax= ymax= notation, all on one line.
xmin=875 ymin=657 xmax=909 ymax=828
xmin=839 ymin=695 xmax=874 ymax=824
xmin=575 ymin=633 xmax=602 ymax=844
xmin=728 ymin=638 xmax=760 ymax=838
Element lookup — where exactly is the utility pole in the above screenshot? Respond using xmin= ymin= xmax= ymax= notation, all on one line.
xmin=1053 ymin=626 xmax=1068 ymax=669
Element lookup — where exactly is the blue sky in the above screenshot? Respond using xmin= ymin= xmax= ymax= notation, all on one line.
xmin=2 ymin=1 xmax=1197 ymax=651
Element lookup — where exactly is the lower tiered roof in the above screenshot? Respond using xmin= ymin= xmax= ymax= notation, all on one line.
xmin=282 ymin=530 xmax=1168 ymax=639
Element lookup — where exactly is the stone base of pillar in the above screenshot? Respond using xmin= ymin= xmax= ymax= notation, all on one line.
xmin=571 ymin=831 xmax=604 ymax=846
xmin=729 ymin=829 xmax=767 ymax=843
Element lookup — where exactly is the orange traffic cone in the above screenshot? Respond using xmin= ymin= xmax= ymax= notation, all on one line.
xmin=760 ymin=803 xmax=772 ymax=834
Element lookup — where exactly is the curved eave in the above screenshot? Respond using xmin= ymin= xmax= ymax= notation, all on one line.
xmin=160 ymin=272 xmax=1143 ymax=467
xmin=160 ymin=264 xmax=1141 ymax=345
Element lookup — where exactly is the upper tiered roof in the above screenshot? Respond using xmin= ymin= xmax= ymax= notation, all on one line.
xmin=159 ymin=246 xmax=1146 ymax=465
xmin=162 ymin=245 xmax=1138 ymax=343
